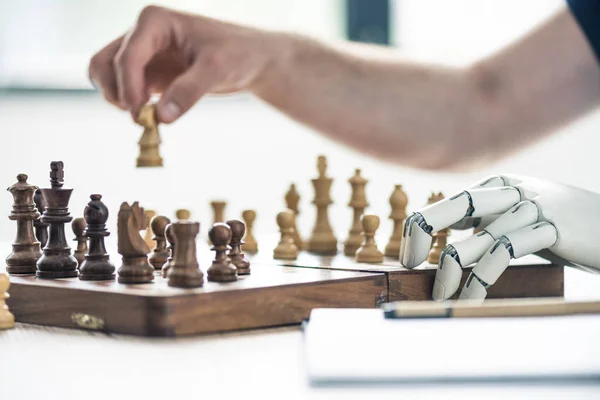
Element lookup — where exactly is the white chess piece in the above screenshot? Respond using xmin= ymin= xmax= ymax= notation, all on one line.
xmin=0 ymin=272 xmax=16 ymax=330
xmin=400 ymin=174 xmax=600 ymax=303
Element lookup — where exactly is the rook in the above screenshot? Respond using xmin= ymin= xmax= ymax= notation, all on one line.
xmin=167 ymin=221 xmax=204 ymax=288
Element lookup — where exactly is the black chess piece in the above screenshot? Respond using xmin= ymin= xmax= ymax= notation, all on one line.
xmin=117 ymin=201 xmax=154 ymax=284
xmin=72 ymin=217 xmax=87 ymax=268
xmin=33 ymin=189 xmax=48 ymax=249
xmin=167 ymin=221 xmax=204 ymax=288
xmin=149 ymin=216 xmax=171 ymax=270
xmin=6 ymin=174 xmax=42 ymax=274
xmin=207 ymin=223 xmax=237 ymax=282
xmin=36 ymin=162 xmax=79 ymax=279
xmin=79 ymin=194 xmax=115 ymax=281
xmin=226 ymin=219 xmax=250 ymax=275
xmin=161 ymin=224 xmax=175 ymax=278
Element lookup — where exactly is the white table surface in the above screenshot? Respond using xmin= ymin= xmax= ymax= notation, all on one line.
xmin=2 ymin=266 xmax=600 ymax=400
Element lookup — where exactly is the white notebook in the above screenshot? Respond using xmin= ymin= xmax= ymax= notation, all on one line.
xmin=303 ymin=308 xmax=600 ymax=384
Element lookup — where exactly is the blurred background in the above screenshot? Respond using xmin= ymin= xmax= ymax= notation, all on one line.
xmin=0 ymin=0 xmax=594 ymax=246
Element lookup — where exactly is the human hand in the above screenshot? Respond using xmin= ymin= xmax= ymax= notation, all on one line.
xmin=88 ymin=5 xmax=284 ymax=123
xmin=399 ymin=174 xmax=600 ymax=302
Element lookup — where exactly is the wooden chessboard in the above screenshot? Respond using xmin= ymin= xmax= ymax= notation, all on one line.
xmin=3 ymin=238 xmax=564 ymax=337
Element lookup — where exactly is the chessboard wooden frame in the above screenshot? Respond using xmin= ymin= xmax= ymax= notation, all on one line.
xmin=5 ymin=248 xmax=564 ymax=337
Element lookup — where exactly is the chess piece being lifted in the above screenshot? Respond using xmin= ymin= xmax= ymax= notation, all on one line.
xmin=356 ymin=214 xmax=384 ymax=263
xmin=149 ymin=215 xmax=171 ymax=270
xmin=72 ymin=217 xmax=87 ymax=268
xmin=384 ymin=185 xmax=408 ymax=258
xmin=273 ymin=210 xmax=299 ymax=260
xmin=307 ymin=156 xmax=338 ymax=255
xmin=207 ymin=223 xmax=237 ymax=282
xmin=143 ymin=209 xmax=157 ymax=251
xmin=79 ymin=194 xmax=116 ymax=281
xmin=117 ymin=202 xmax=154 ymax=284
xmin=161 ymin=223 xmax=176 ymax=278
xmin=167 ymin=221 xmax=204 ymax=288
xmin=226 ymin=219 xmax=251 ymax=275
xmin=33 ymin=189 xmax=48 ymax=249
xmin=0 ymin=273 xmax=15 ymax=330
xmin=6 ymin=174 xmax=42 ymax=275
xmin=344 ymin=169 xmax=369 ymax=256
xmin=136 ymin=103 xmax=163 ymax=167
xmin=285 ymin=184 xmax=304 ymax=250
xmin=36 ymin=162 xmax=79 ymax=279
xmin=241 ymin=210 xmax=258 ymax=253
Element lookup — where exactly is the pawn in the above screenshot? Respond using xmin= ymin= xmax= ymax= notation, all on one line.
xmin=79 ymin=194 xmax=115 ymax=281
xmin=226 ymin=219 xmax=251 ymax=275
xmin=355 ymin=214 xmax=383 ymax=263
xmin=0 ymin=273 xmax=15 ymax=330
xmin=149 ymin=216 xmax=171 ymax=270
xmin=207 ymin=223 xmax=237 ymax=282
xmin=167 ymin=222 xmax=204 ymax=288
xmin=72 ymin=217 xmax=87 ymax=268
xmin=161 ymin=224 xmax=176 ymax=278
xmin=428 ymin=228 xmax=449 ymax=265
xmin=241 ymin=210 xmax=258 ymax=253
xmin=273 ymin=210 xmax=298 ymax=260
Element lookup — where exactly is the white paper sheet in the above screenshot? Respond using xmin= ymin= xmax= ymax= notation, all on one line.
xmin=304 ymin=308 xmax=600 ymax=384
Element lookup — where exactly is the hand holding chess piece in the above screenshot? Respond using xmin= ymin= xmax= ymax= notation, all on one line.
xmin=136 ymin=104 xmax=163 ymax=167
xmin=273 ymin=210 xmax=299 ymax=260
xmin=226 ymin=219 xmax=251 ymax=275
xmin=0 ymin=273 xmax=15 ymax=330
xmin=356 ymin=214 xmax=383 ymax=263
xmin=79 ymin=194 xmax=116 ymax=281
xmin=117 ymin=202 xmax=154 ymax=284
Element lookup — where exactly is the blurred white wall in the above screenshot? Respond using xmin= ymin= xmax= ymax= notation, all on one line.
xmin=1 ymin=0 xmax=599 ymax=248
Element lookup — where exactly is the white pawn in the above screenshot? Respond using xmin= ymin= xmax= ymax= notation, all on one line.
xmin=0 ymin=273 xmax=15 ymax=330
xmin=274 ymin=210 xmax=299 ymax=260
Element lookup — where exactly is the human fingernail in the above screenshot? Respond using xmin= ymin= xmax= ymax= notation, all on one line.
xmin=160 ymin=101 xmax=181 ymax=122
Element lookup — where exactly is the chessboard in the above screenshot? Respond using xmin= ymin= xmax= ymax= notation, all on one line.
xmin=2 ymin=158 xmax=564 ymax=337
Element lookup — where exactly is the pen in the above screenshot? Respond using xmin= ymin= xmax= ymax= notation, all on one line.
xmin=382 ymin=297 xmax=600 ymax=319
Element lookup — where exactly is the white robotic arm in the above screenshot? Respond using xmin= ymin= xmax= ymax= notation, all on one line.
xmin=400 ymin=174 xmax=600 ymax=303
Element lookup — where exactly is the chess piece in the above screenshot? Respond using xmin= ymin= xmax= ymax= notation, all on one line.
xmin=285 ymin=184 xmax=304 ymax=250
xmin=136 ymin=103 xmax=163 ymax=167
xmin=79 ymin=194 xmax=116 ymax=281
xmin=72 ymin=217 xmax=87 ymax=268
xmin=355 ymin=214 xmax=384 ymax=263
xmin=426 ymin=192 xmax=445 ymax=252
xmin=241 ymin=210 xmax=258 ymax=253
xmin=36 ymin=162 xmax=79 ymax=279
xmin=343 ymin=169 xmax=369 ymax=256
xmin=143 ymin=209 xmax=157 ymax=250
xmin=210 ymin=201 xmax=226 ymax=223
xmin=175 ymin=209 xmax=191 ymax=221
xmin=167 ymin=221 xmax=204 ymax=288
xmin=384 ymin=184 xmax=408 ymax=258
xmin=117 ymin=202 xmax=154 ymax=284
xmin=207 ymin=223 xmax=237 ymax=282
xmin=33 ymin=189 xmax=48 ymax=249
xmin=0 ymin=273 xmax=15 ymax=330
xmin=149 ymin=216 xmax=171 ymax=270
xmin=6 ymin=174 xmax=42 ymax=275
xmin=307 ymin=155 xmax=338 ymax=254
xmin=161 ymin=224 xmax=176 ymax=278
xmin=428 ymin=228 xmax=450 ymax=265
xmin=226 ymin=219 xmax=251 ymax=275
xmin=273 ymin=210 xmax=299 ymax=260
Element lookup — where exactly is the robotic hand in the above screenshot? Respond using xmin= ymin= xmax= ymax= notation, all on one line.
xmin=399 ymin=175 xmax=600 ymax=303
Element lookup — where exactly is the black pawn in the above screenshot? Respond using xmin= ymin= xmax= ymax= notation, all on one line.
xmin=72 ymin=217 xmax=87 ymax=268
xmin=226 ymin=219 xmax=250 ymax=275
xmin=33 ymin=189 xmax=48 ymax=249
xmin=36 ymin=162 xmax=78 ymax=279
xmin=149 ymin=216 xmax=171 ymax=270
xmin=207 ymin=223 xmax=237 ymax=282
xmin=79 ymin=194 xmax=115 ymax=281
